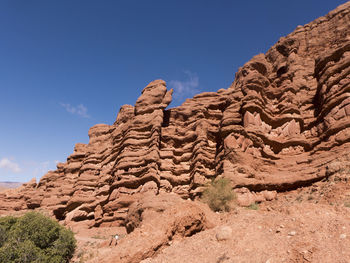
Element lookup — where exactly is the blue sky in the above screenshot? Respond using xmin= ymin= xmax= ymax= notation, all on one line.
xmin=0 ymin=0 xmax=347 ymax=182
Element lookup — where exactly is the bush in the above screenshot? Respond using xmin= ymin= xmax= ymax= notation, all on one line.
xmin=0 ymin=212 xmax=76 ymax=263
xmin=201 ymin=178 xmax=235 ymax=212
xmin=247 ymin=202 xmax=259 ymax=210
xmin=0 ymin=216 xmax=17 ymax=247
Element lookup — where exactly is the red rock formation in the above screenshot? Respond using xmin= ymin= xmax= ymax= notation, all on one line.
xmin=1 ymin=2 xmax=350 ymax=226
xmin=100 ymin=193 xmax=215 ymax=263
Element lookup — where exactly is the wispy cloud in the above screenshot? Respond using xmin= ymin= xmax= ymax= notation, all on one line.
xmin=60 ymin=103 xmax=90 ymax=118
xmin=32 ymin=161 xmax=52 ymax=177
xmin=169 ymin=71 xmax=199 ymax=101
xmin=0 ymin=158 xmax=21 ymax=173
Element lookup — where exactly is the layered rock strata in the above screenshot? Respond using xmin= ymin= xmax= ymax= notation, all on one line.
xmin=1 ymin=2 xmax=350 ymax=226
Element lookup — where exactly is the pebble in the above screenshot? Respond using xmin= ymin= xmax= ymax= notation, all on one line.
xmin=288 ymin=231 xmax=296 ymax=236
xmin=216 ymin=226 xmax=233 ymax=241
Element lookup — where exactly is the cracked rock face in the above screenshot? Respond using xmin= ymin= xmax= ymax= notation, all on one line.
xmin=1 ymin=2 xmax=350 ymax=225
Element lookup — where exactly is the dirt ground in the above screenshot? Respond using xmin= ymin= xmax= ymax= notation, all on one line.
xmin=71 ymin=173 xmax=350 ymax=263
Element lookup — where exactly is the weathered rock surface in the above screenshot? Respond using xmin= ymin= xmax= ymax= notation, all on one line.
xmin=1 ymin=2 xmax=350 ymax=226
xmin=99 ymin=193 xmax=215 ymax=263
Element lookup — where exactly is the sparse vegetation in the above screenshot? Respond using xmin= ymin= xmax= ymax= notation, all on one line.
xmin=216 ymin=253 xmax=230 ymax=263
xmin=295 ymin=195 xmax=303 ymax=202
xmin=201 ymin=178 xmax=235 ymax=212
xmin=0 ymin=211 xmax=76 ymax=263
xmin=247 ymin=202 xmax=259 ymax=210
xmin=91 ymin=234 xmax=106 ymax=240
xmin=344 ymin=200 xmax=350 ymax=208
xmin=76 ymin=249 xmax=95 ymax=263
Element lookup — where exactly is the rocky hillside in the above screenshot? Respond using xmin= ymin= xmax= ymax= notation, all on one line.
xmin=1 ymin=1 xmax=350 ymax=233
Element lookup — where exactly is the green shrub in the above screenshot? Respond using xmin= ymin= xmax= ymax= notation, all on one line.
xmin=0 ymin=212 xmax=76 ymax=263
xmin=201 ymin=178 xmax=235 ymax=212
xmin=247 ymin=202 xmax=259 ymax=210
xmin=344 ymin=200 xmax=350 ymax=208
xmin=0 ymin=239 xmax=44 ymax=263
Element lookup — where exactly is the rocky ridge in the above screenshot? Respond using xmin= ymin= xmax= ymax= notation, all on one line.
xmin=1 ymin=2 xmax=350 ymax=230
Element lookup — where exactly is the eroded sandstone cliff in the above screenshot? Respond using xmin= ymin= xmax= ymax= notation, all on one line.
xmin=1 ymin=2 xmax=350 ymax=227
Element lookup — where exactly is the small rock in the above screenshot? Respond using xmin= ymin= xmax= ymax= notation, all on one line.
xmin=288 ymin=231 xmax=296 ymax=236
xmin=216 ymin=226 xmax=233 ymax=241
xmin=140 ymin=181 xmax=158 ymax=195
xmin=264 ymin=190 xmax=277 ymax=201
xmin=340 ymin=234 xmax=347 ymax=239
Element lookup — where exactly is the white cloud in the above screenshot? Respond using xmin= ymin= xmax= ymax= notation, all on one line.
xmin=60 ymin=103 xmax=90 ymax=118
xmin=169 ymin=71 xmax=199 ymax=101
xmin=0 ymin=158 xmax=21 ymax=173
